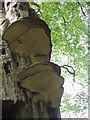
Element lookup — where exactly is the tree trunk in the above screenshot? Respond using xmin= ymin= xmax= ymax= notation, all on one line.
xmin=0 ymin=1 xmax=63 ymax=119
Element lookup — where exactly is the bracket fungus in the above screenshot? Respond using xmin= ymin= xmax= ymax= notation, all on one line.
xmin=18 ymin=62 xmax=61 ymax=80
xmin=2 ymin=16 xmax=65 ymax=109
xmin=18 ymin=62 xmax=64 ymax=107
xmin=2 ymin=17 xmax=52 ymax=62
xmin=19 ymin=70 xmax=64 ymax=107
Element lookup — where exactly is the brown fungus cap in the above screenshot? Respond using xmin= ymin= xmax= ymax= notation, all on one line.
xmin=2 ymin=17 xmax=52 ymax=56
xmin=19 ymin=70 xmax=64 ymax=107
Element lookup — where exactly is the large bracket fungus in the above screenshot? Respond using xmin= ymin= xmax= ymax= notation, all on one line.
xmin=2 ymin=17 xmax=52 ymax=63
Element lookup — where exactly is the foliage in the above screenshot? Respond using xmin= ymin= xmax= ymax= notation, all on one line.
xmin=30 ymin=1 xmax=88 ymax=118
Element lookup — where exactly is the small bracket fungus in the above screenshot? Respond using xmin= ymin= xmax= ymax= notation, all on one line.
xmin=18 ymin=62 xmax=64 ymax=107
xmin=19 ymin=71 xmax=64 ymax=107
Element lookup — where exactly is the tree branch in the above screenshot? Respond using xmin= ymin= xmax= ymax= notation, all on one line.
xmin=62 ymin=16 xmax=67 ymax=36
xmin=60 ymin=65 xmax=75 ymax=82
xmin=77 ymin=0 xmax=86 ymax=17
xmin=60 ymin=65 xmax=75 ymax=75
xmin=62 ymin=16 xmax=66 ymax=26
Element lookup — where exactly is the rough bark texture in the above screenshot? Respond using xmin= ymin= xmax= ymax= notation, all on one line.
xmin=1 ymin=1 xmax=28 ymax=101
xmin=0 ymin=1 xmax=63 ymax=119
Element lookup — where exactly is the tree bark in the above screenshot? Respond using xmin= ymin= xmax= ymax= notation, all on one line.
xmin=0 ymin=1 xmax=63 ymax=119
